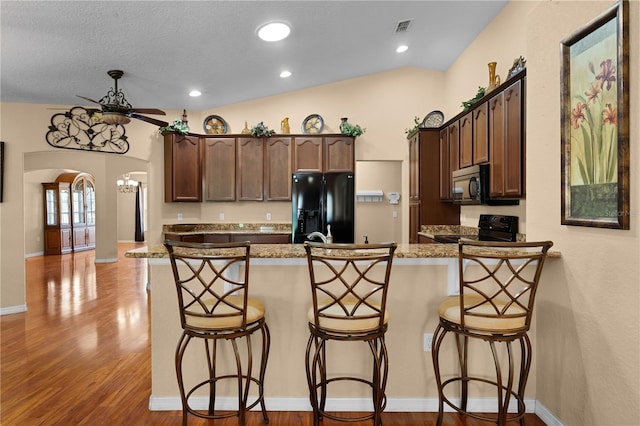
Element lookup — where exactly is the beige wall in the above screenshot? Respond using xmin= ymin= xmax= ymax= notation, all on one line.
xmin=1 ymin=0 xmax=639 ymax=422
xmin=526 ymin=1 xmax=639 ymax=424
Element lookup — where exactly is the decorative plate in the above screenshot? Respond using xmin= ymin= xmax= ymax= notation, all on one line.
xmin=421 ymin=110 xmax=445 ymax=128
xmin=203 ymin=115 xmax=228 ymax=134
xmin=302 ymin=114 xmax=324 ymax=134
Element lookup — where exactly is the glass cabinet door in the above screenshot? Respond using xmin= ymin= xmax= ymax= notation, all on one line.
xmin=45 ymin=189 xmax=58 ymax=225
xmin=85 ymin=180 xmax=95 ymax=226
xmin=60 ymin=188 xmax=70 ymax=225
xmin=72 ymin=180 xmax=85 ymax=225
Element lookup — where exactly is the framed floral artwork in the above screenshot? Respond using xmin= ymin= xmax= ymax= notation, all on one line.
xmin=560 ymin=0 xmax=629 ymax=229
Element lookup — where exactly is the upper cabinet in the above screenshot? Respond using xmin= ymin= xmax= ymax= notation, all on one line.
xmin=440 ymin=69 xmax=526 ymax=200
xmin=293 ymin=135 xmax=355 ymax=173
xmin=164 ymin=134 xmax=351 ymax=203
xmin=203 ymin=137 xmax=236 ymax=201
xmin=164 ymin=133 xmax=202 ymax=202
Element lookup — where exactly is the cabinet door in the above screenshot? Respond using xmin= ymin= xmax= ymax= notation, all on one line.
xmin=439 ymin=129 xmax=450 ymax=200
xmin=204 ymin=138 xmax=236 ymax=201
xmin=409 ymin=203 xmax=420 ymax=244
xmin=236 ymin=137 xmax=264 ymax=201
xmin=448 ymin=121 xmax=460 ymax=173
xmin=204 ymin=234 xmax=231 ymax=243
xmin=459 ymin=112 xmax=473 ymax=168
xmin=265 ymin=137 xmax=293 ymax=201
xmin=164 ymin=134 xmax=202 ymax=202
xmin=294 ymin=137 xmax=323 ymax=172
xmin=409 ymin=133 xmax=420 ymax=201
xmin=473 ymin=102 xmax=489 ymax=164
xmin=489 ymin=92 xmax=506 ymax=197
xmin=324 ymin=136 xmax=354 ymax=172
xmin=504 ymin=79 xmax=523 ymax=197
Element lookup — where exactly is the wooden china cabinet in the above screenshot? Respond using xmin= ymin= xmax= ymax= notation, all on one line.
xmin=42 ymin=172 xmax=96 ymax=254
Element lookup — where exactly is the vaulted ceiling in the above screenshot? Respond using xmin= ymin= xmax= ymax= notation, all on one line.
xmin=1 ymin=1 xmax=507 ymax=111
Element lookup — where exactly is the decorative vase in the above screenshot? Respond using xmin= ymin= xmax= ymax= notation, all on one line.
xmin=281 ymin=117 xmax=290 ymax=134
xmin=241 ymin=121 xmax=250 ymax=134
xmin=487 ymin=62 xmax=501 ymax=93
xmin=340 ymin=117 xmax=349 ymax=133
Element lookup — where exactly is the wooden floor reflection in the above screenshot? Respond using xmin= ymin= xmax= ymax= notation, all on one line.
xmin=1 ymin=243 xmax=546 ymax=425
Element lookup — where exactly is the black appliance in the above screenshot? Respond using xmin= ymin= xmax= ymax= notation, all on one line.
xmin=452 ymin=164 xmax=519 ymax=206
xmin=433 ymin=214 xmax=519 ymax=244
xmin=292 ymin=172 xmax=354 ymax=243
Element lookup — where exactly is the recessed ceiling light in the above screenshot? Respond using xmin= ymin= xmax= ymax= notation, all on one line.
xmin=396 ymin=45 xmax=409 ymax=53
xmin=189 ymin=90 xmax=202 ymax=97
xmin=257 ymin=22 xmax=291 ymax=42
xmin=280 ymin=70 xmax=292 ymax=78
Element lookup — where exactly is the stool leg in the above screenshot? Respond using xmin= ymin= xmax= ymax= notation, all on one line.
xmin=231 ymin=338 xmax=248 ymax=426
xmin=517 ymin=335 xmax=532 ymax=426
xmin=369 ymin=336 xmax=388 ymax=426
xmin=204 ymin=338 xmax=218 ymax=415
xmin=175 ymin=333 xmax=191 ymax=426
xmin=456 ymin=334 xmax=469 ymax=412
xmin=306 ymin=333 xmax=322 ymax=426
xmin=258 ymin=322 xmax=271 ymax=424
xmin=432 ymin=323 xmax=446 ymax=426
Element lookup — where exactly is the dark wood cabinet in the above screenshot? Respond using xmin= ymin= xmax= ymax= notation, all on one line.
xmin=459 ymin=113 xmax=473 ymax=169
xmin=265 ymin=137 xmax=293 ymax=201
xmin=236 ymin=137 xmax=264 ymax=201
xmin=293 ymin=135 xmax=355 ymax=173
xmin=203 ymin=138 xmax=236 ymax=201
xmin=439 ymin=121 xmax=460 ymax=201
xmin=324 ymin=136 xmax=354 ymax=172
xmin=489 ymin=78 xmax=524 ymax=198
xmin=43 ymin=172 xmax=95 ymax=254
xmin=473 ymin=102 xmax=489 ymax=164
xmin=164 ymin=133 xmax=202 ymax=202
xmin=408 ymin=129 xmax=460 ymax=243
xmin=294 ymin=136 xmax=323 ymax=172
xmin=165 ymin=232 xmax=290 ymax=244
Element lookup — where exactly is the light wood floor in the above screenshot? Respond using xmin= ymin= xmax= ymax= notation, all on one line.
xmin=1 ymin=243 xmax=546 ymax=425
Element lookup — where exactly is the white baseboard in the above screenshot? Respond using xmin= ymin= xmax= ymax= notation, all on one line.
xmin=149 ymin=396 xmax=537 ymax=413
xmin=535 ymin=400 xmax=565 ymax=426
xmin=95 ymin=257 xmax=118 ymax=264
xmin=0 ymin=304 xmax=27 ymax=316
xmin=25 ymin=251 xmax=44 ymax=258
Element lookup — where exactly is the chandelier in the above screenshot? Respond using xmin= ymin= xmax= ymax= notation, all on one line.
xmin=117 ymin=174 xmax=139 ymax=193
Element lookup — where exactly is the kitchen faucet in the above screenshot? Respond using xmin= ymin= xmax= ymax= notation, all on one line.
xmin=306 ymin=225 xmax=333 ymax=244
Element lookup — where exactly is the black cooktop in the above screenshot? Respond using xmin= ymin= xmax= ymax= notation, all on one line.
xmin=433 ymin=215 xmax=519 ymax=244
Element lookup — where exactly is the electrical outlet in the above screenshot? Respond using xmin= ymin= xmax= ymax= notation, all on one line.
xmin=392 ymin=211 xmax=398 ymax=218
xmin=219 ymin=213 xmax=225 ymax=221
xmin=266 ymin=213 xmax=272 ymax=221
xmin=177 ymin=213 xmax=183 ymax=221
xmin=423 ymin=333 xmax=433 ymax=352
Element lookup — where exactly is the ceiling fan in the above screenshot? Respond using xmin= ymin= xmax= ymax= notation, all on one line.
xmin=77 ymin=70 xmax=168 ymax=127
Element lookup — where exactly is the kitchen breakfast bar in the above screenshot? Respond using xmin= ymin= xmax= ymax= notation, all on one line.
xmin=125 ymin=242 xmax=559 ymax=412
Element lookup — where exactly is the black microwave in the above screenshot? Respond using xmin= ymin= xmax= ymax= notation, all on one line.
xmin=452 ymin=164 xmax=519 ymax=205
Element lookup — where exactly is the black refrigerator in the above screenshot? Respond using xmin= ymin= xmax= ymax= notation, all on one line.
xmin=292 ymin=172 xmax=354 ymax=243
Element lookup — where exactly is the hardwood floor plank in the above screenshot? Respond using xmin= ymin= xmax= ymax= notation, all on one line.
xmin=1 ymin=244 xmax=546 ymax=425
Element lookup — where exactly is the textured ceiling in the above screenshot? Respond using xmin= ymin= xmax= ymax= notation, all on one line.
xmin=1 ymin=1 xmax=507 ymax=112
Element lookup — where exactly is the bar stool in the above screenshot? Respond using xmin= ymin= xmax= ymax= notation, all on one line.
xmin=432 ymin=240 xmax=553 ymax=426
xmin=164 ymin=240 xmax=270 ymax=426
xmin=304 ymin=241 xmax=397 ymax=426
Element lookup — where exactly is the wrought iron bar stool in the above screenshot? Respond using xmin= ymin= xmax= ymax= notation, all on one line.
xmin=164 ymin=240 xmax=270 ymax=426
xmin=432 ymin=240 xmax=553 ymax=426
xmin=304 ymin=241 xmax=397 ymax=426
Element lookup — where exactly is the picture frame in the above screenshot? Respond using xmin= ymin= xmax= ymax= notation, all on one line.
xmin=560 ymin=0 xmax=629 ymax=229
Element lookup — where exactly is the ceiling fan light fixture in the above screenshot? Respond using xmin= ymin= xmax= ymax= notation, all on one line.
xmin=396 ymin=45 xmax=409 ymax=53
xmin=102 ymin=111 xmax=131 ymax=125
xmin=189 ymin=90 xmax=202 ymax=97
xmin=257 ymin=22 xmax=291 ymax=42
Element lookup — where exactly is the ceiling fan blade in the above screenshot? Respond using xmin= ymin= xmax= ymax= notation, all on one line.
xmin=76 ymin=95 xmax=103 ymax=106
xmin=129 ymin=113 xmax=168 ymax=127
xmin=129 ymin=107 xmax=166 ymax=116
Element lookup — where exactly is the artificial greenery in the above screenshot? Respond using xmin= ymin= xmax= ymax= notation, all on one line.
xmin=159 ymin=119 xmax=190 ymax=135
xmin=339 ymin=120 xmax=365 ymax=137
xmin=250 ymin=121 xmax=276 ymax=137
xmin=461 ymin=86 xmax=486 ymax=111
xmin=404 ymin=116 xmax=421 ymax=134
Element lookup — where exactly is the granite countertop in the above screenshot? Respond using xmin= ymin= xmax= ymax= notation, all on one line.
xmin=125 ymin=243 xmax=560 ymax=260
xmin=418 ymin=225 xmax=526 ymax=242
xmin=164 ymin=223 xmax=291 ymax=235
